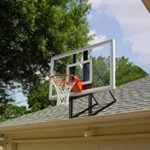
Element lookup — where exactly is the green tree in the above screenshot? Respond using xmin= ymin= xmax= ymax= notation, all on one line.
xmin=116 ymin=57 xmax=148 ymax=85
xmin=92 ymin=56 xmax=110 ymax=86
xmin=27 ymin=81 xmax=56 ymax=112
xmin=92 ymin=56 xmax=148 ymax=86
xmin=0 ymin=104 xmax=27 ymax=122
xmin=0 ymin=0 xmax=91 ymax=111
xmin=0 ymin=81 xmax=14 ymax=118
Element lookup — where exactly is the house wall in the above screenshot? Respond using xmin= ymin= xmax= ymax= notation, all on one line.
xmin=5 ymin=134 xmax=150 ymax=150
xmin=16 ymin=139 xmax=150 ymax=150
xmin=2 ymin=111 xmax=150 ymax=150
xmin=0 ymin=142 xmax=3 ymax=150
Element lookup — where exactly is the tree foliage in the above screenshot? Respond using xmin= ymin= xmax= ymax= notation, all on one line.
xmin=92 ymin=56 xmax=110 ymax=86
xmin=116 ymin=57 xmax=148 ymax=85
xmin=0 ymin=0 xmax=91 ymax=115
xmin=0 ymin=104 xmax=27 ymax=122
xmin=27 ymin=81 xmax=56 ymax=112
xmin=0 ymin=82 xmax=14 ymax=118
xmin=92 ymin=56 xmax=148 ymax=86
xmin=0 ymin=0 xmax=91 ymax=92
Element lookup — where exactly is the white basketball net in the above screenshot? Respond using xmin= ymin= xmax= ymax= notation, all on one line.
xmin=50 ymin=75 xmax=77 ymax=105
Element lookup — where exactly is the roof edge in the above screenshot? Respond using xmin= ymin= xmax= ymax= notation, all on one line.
xmin=142 ymin=0 xmax=150 ymax=13
xmin=1 ymin=110 xmax=150 ymax=134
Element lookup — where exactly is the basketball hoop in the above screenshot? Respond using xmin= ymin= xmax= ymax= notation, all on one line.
xmin=50 ymin=74 xmax=82 ymax=105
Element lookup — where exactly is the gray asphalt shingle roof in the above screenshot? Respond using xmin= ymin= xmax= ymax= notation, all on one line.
xmin=0 ymin=76 xmax=150 ymax=127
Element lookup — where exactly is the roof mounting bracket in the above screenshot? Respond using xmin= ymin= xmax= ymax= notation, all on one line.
xmin=69 ymin=94 xmax=99 ymax=118
xmin=69 ymin=90 xmax=117 ymax=118
xmin=91 ymin=90 xmax=117 ymax=115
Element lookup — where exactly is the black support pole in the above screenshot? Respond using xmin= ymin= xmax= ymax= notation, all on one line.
xmin=69 ymin=54 xmax=76 ymax=118
xmin=88 ymin=94 xmax=93 ymax=115
xmin=69 ymin=98 xmax=73 ymax=118
xmin=83 ymin=51 xmax=93 ymax=115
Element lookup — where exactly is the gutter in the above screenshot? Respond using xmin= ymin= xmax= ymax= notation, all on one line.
xmin=1 ymin=110 xmax=150 ymax=134
xmin=142 ymin=0 xmax=150 ymax=13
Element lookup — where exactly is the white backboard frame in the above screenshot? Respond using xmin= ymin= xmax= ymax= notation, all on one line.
xmin=49 ymin=39 xmax=116 ymax=100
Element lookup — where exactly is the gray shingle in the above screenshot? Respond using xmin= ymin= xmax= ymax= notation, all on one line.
xmin=0 ymin=76 xmax=150 ymax=127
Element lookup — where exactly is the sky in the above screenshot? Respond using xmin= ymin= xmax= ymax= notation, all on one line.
xmin=88 ymin=0 xmax=150 ymax=74
xmin=14 ymin=0 xmax=150 ymax=106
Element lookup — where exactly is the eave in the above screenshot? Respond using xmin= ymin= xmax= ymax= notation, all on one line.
xmin=0 ymin=110 xmax=150 ymax=134
xmin=142 ymin=0 xmax=150 ymax=13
